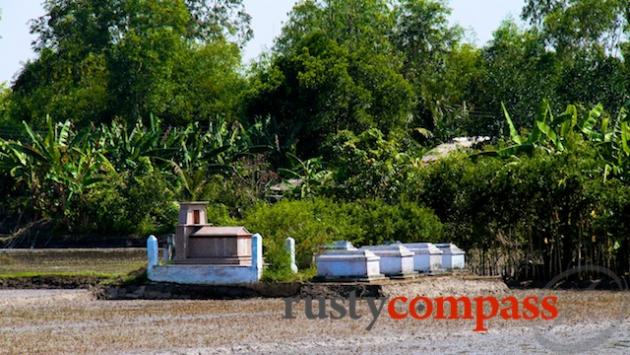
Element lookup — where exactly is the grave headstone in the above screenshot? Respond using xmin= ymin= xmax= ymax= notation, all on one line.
xmin=285 ymin=237 xmax=298 ymax=273
xmin=174 ymin=202 xmax=253 ymax=265
xmin=145 ymin=202 xmax=264 ymax=285
xmin=147 ymin=235 xmax=158 ymax=269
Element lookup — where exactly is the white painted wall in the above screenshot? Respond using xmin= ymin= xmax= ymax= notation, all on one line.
xmin=361 ymin=245 xmax=415 ymax=275
xmin=315 ymin=247 xmax=382 ymax=279
xmin=147 ymin=234 xmax=264 ymax=285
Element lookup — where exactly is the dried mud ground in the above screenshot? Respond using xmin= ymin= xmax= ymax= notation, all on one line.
xmin=0 ymin=281 xmax=629 ymax=355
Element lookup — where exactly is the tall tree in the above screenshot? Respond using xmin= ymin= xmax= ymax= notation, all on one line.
xmin=11 ymin=0 xmax=249 ymax=127
xmin=391 ymin=0 xmax=464 ymax=133
xmin=475 ymin=20 xmax=559 ymax=133
xmin=522 ymin=0 xmax=629 ymax=53
xmin=471 ymin=2 xmax=629 ymax=137
xmin=0 ymin=84 xmax=10 ymax=125
xmin=247 ymin=0 xmax=413 ymax=159
xmin=184 ymin=0 xmax=252 ymax=45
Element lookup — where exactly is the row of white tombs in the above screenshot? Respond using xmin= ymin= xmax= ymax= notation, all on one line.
xmin=147 ymin=203 xmax=466 ymax=284
xmin=147 ymin=236 xmax=465 ymax=284
xmin=313 ymin=241 xmax=465 ymax=280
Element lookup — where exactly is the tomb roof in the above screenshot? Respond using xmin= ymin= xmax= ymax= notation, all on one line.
xmin=435 ymin=243 xmax=466 ymax=255
xmin=190 ymin=226 xmax=251 ymax=237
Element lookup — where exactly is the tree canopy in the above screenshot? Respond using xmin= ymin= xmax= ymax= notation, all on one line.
xmin=10 ymin=0 xmax=249 ymax=127
xmin=6 ymin=0 xmax=627 ymax=143
xmin=522 ymin=0 xmax=629 ymax=53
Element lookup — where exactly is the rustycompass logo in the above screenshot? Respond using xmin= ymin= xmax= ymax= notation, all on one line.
xmin=283 ymin=265 xmax=628 ymax=353
xmin=534 ymin=265 xmax=629 ymax=353
xmin=283 ymin=292 xmax=559 ymax=332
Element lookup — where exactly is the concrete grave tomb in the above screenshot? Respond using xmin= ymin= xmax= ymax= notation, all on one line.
xmin=402 ymin=242 xmax=443 ymax=273
xmin=315 ymin=241 xmax=383 ymax=281
xmin=360 ymin=244 xmax=415 ymax=277
xmin=435 ymin=243 xmax=466 ymax=270
xmin=146 ymin=202 xmax=263 ymax=285
xmin=175 ymin=202 xmax=252 ymax=265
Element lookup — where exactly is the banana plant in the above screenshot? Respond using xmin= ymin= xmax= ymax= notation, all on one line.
xmin=488 ymin=101 xmax=607 ymax=155
xmin=3 ymin=116 xmax=114 ymax=227
xmin=99 ymin=114 xmax=180 ymax=173
xmin=167 ymin=118 xmax=272 ymax=201
xmin=167 ymin=161 xmax=218 ymax=201
xmin=478 ymin=101 xmax=630 ymax=180
xmin=600 ymin=108 xmax=630 ymax=180
xmin=500 ymin=100 xmax=577 ymax=154
xmin=279 ymin=153 xmax=331 ymax=198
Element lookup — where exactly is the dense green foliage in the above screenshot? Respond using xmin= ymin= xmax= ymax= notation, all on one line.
xmin=9 ymin=0 xmax=248 ymax=126
xmin=0 ymin=115 xmax=267 ymax=235
xmin=246 ymin=0 xmax=415 ymax=158
xmin=244 ymin=198 xmax=442 ymax=268
xmin=1 ymin=0 xmax=629 ymax=280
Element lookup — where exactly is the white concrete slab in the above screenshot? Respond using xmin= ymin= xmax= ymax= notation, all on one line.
xmin=315 ymin=241 xmax=383 ymax=280
xmin=435 ymin=243 xmax=466 ymax=270
xmin=360 ymin=244 xmax=414 ymax=276
xmin=402 ymin=242 xmax=443 ymax=273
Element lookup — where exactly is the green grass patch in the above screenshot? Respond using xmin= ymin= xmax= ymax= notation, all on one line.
xmin=0 ymin=249 xmax=148 ymax=287
xmin=0 ymin=248 xmax=146 ymax=276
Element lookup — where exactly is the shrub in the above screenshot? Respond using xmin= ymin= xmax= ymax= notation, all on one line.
xmin=347 ymin=200 xmax=443 ymax=245
xmin=325 ymin=129 xmax=410 ymax=201
xmin=242 ymin=199 xmax=355 ymax=268
xmin=82 ymin=171 xmax=178 ymax=235
xmin=404 ymin=140 xmax=630 ymax=279
xmin=205 ymin=203 xmax=238 ymax=225
xmin=242 ymin=198 xmax=443 ymax=274
xmin=261 ymin=245 xmax=293 ymax=281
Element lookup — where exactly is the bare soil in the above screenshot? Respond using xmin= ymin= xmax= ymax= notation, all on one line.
xmin=0 ymin=278 xmax=628 ymax=354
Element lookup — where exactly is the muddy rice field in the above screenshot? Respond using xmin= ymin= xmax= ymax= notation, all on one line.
xmin=0 ymin=278 xmax=629 ymax=354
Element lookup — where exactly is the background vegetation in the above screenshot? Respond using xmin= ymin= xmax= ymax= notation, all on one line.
xmin=0 ymin=0 xmax=629 ymax=281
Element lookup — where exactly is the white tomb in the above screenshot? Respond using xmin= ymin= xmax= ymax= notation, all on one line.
xmin=435 ymin=243 xmax=466 ymax=270
xmin=360 ymin=244 xmax=414 ymax=276
xmin=403 ymin=243 xmax=443 ymax=273
xmin=315 ymin=241 xmax=383 ymax=280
